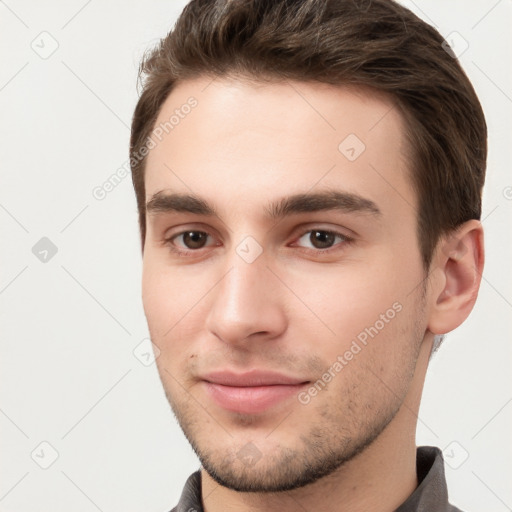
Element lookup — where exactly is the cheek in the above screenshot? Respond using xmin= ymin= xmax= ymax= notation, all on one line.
xmin=141 ymin=254 xmax=216 ymax=363
xmin=142 ymin=263 xmax=198 ymax=385
xmin=286 ymin=261 xmax=406 ymax=338
xmin=287 ymin=256 xmax=423 ymax=373
xmin=142 ymin=260 xmax=166 ymax=332
xmin=141 ymin=253 xmax=188 ymax=337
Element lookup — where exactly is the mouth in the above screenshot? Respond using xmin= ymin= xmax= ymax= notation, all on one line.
xmin=200 ymin=370 xmax=310 ymax=414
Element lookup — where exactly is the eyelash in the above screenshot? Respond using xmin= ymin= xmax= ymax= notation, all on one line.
xmin=163 ymin=227 xmax=354 ymax=258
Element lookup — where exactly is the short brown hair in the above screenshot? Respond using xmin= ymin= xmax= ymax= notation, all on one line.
xmin=130 ymin=0 xmax=487 ymax=270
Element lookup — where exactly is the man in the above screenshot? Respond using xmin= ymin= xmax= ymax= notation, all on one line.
xmin=129 ymin=0 xmax=486 ymax=510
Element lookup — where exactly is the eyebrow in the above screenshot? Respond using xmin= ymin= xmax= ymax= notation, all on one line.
xmin=146 ymin=189 xmax=381 ymax=220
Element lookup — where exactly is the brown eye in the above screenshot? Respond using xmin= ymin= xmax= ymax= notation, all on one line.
xmin=296 ymin=229 xmax=348 ymax=251
xmin=310 ymin=230 xmax=336 ymax=249
xmin=179 ymin=231 xmax=209 ymax=249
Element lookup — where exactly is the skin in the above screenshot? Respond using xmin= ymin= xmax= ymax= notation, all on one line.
xmin=141 ymin=76 xmax=484 ymax=512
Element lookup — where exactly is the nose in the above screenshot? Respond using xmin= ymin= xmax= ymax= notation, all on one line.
xmin=204 ymin=249 xmax=288 ymax=346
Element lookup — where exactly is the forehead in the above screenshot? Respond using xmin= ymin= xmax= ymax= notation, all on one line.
xmin=144 ymin=76 xmax=414 ymax=221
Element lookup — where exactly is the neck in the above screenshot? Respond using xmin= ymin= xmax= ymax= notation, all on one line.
xmin=201 ymin=337 xmax=433 ymax=512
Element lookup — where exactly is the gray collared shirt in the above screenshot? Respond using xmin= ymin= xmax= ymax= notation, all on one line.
xmin=169 ymin=446 xmax=464 ymax=512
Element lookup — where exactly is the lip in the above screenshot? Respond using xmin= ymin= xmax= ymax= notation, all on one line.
xmin=201 ymin=369 xmax=309 ymax=387
xmin=201 ymin=370 xmax=310 ymax=414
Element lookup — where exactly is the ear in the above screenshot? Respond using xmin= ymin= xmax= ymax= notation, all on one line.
xmin=427 ymin=220 xmax=485 ymax=335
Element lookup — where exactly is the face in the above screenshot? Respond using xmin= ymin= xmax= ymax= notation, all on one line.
xmin=142 ymin=76 xmax=430 ymax=492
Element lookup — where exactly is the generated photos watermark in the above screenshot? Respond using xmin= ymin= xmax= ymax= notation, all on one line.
xmin=298 ymin=301 xmax=403 ymax=405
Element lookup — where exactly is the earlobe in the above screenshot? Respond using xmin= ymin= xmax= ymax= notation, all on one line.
xmin=427 ymin=220 xmax=484 ymax=335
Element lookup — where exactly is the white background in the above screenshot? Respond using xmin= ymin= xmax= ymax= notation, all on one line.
xmin=1 ymin=1 xmax=511 ymax=511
